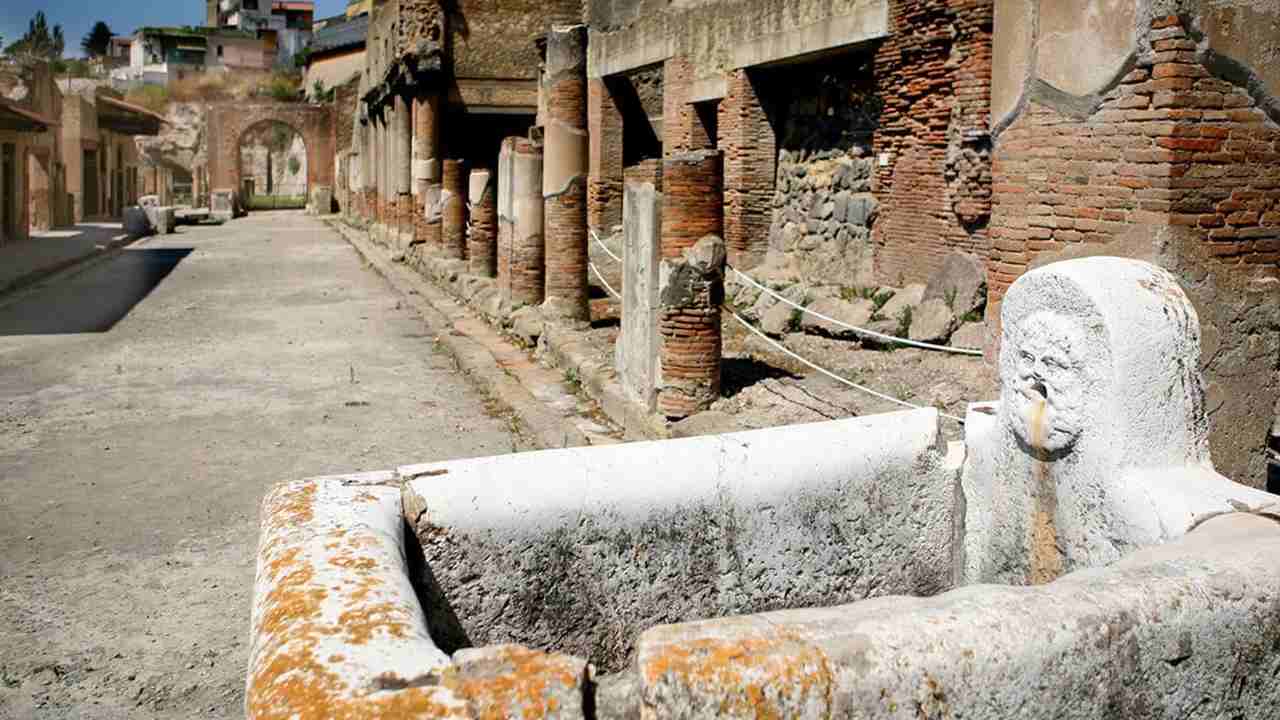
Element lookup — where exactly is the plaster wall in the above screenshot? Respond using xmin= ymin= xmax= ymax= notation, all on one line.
xmin=587 ymin=0 xmax=891 ymax=90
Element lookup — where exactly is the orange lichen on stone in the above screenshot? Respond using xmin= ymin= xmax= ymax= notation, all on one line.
xmin=640 ymin=629 xmax=834 ymax=717
xmin=338 ymin=601 xmax=416 ymax=646
xmin=263 ymin=480 xmax=318 ymax=532
xmin=439 ymin=645 xmax=584 ymax=720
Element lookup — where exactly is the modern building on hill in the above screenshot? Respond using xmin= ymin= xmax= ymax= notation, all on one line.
xmin=207 ymin=0 xmax=316 ymax=67
xmin=301 ymin=13 xmax=367 ymax=100
xmin=114 ymin=26 xmax=274 ymax=88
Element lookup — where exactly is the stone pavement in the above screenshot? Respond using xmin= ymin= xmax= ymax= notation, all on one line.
xmin=0 ymin=210 xmax=523 ymax=719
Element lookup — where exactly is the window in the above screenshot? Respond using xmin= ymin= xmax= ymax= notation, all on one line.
xmin=217 ymin=45 xmax=223 ymax=58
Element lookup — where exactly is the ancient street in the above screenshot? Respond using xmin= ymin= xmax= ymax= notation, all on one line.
xmin=0 ymin=212 xmax=522 ymax=718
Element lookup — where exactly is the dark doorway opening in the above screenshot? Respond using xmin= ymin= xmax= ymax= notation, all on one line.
xmin=83 ymin=150 xmax=99 ymax=218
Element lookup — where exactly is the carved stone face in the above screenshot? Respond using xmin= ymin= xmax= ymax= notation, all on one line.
xmin=1002 ymin=311 xmax=1095 ymax=454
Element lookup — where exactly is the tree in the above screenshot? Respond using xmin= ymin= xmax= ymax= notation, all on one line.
xmin=81 ymin=21 xmax=114 ymax=58
xmin=5 ymin=12 xmax=65 ymax=61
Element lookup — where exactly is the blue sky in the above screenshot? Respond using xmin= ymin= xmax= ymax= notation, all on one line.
xmin=0 ymin=1 xmax=348 ymax=56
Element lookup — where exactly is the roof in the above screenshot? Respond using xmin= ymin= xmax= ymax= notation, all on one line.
xmin=0 ymin=99 xmax=53 ymax=132
xmin=307 ymin=13 xmax=367 ymax=57
xmin=96 ymin=95 xmax=167 ymax=135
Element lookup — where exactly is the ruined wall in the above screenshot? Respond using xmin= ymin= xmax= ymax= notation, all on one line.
xmin=587 ymin=0 xmax=891 ymax=88
xmin=757 ymin=58 xmax=880 ymax=285
xmin=871 ymin=0 xmax=993 ymax=286
xmin=206 ymin=103 xmax=335 ymax=196
xmin=988 ymin=2 xmax=1280 ymax=487
xmin=452 ymin=0 xmax=579 ymax=81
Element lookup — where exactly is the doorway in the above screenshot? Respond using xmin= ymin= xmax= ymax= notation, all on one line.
xmin=83 ymin=150 xmax=99 ymax=218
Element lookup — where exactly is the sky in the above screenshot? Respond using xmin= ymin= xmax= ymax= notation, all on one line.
xmin=0 ymin=0 xmax=349 ymax=57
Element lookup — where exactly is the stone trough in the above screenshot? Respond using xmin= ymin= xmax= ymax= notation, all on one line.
xmin=246 ymin=258 xmax=1280 ymax=718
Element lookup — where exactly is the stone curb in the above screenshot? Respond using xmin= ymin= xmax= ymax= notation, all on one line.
xmin=326 ymin=219 xmax=595 ymax=450
xmin=540 ymin=322 xmax=670 ymax=440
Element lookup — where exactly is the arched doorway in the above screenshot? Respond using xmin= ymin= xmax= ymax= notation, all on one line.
xmin=205 ymin=102 xmax=336 ymax=214
xmin=237 ymin=120 xmax=308 ymax=210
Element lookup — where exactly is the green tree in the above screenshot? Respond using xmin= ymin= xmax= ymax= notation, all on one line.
xmin=6 ymin=12 xmax=65 ymax=61
xmin=81 ymin=21 xmax=114 ymax=58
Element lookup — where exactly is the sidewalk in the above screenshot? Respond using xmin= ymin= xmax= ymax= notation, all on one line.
xmin=0 ymin=222 xmax=133 ymax=296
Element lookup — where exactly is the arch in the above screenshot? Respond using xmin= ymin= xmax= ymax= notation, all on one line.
xmin=206 ymin=103 xmax=335 ymax=209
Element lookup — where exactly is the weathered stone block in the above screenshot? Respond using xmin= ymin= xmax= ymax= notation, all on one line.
xmin=799 ymin=297 xmax=875 ymax=339
xmin=401 ymin=409 xmax=962 ymax=674
xmin=923 ymin=250 xmax=987 ymax=318
xmin=123 ymin=206 xmax=154 ymax=238
xmin=908 ymin=298 xmax=957 ymax=343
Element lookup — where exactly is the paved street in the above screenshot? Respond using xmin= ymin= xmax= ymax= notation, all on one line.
xmin=0 ymin=212 xmax=522 ymax=718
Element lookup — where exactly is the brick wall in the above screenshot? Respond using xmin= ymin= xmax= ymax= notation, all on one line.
xmin=871 ymin=0 xmax=993 ymax=286
xmin=988 ymin=16 xmax=1280 ymax=306
xmin=719 ymin=69 xmax=775 ymax=269
xmin=588 ymin=78 xmax=623 ymax=233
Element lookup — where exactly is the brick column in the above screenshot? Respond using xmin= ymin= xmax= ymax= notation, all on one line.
xmin=588 ymin=77 xmax=623 ymax=234
xmin=512 ymin=139 xmax=545 ymax=307
xmin=661 ymin=150 xmax=723 ymax=259
xmin=468 ymin=169 xmax=497 ymax=277
xmin=373 ymin=116 xmax=385 ymax=226
xmin=442 ymin=159 xmax=468 ymax=260
xmin=414 ymin=92 xmax=441 ymax=247
xmin=542 ymin=24 xmax=590 ymax=321
xmin=657 ymin=236 xmax=725 ymax=419
xmin=657 ymin=149 xmax=724 ymax=419
xmin=720 ymin=69 xmax=774 ymax=269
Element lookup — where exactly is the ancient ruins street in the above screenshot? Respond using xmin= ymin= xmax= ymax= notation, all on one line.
xmin=0 ymin=211 xmax=522 ymax=719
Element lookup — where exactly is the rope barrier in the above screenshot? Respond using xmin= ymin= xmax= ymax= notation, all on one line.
xmin=727 ymin=268 xmax=983 ymax=356
xmin=590 ymin=262 xmax=622 ymax=300
xmin=590 ymin=228 xmax=966 ymax=423
xmin=725 ymin=306 xmax=965 ymax=424
xmin=589 ymin=229 xmax=622 ymax=264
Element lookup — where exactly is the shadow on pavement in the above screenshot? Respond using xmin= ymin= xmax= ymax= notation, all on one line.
xmin=0 ymin=248 xmax=193 ymax=335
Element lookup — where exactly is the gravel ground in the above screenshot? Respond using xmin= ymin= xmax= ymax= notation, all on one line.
xmin=719 ymin=314 xmax=998 ymax=440
xmin=0 ymin=212 xmax=523 ymax=719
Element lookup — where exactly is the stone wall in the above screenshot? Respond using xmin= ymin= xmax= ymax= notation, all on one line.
xmin=758 ymin=57 xmax=881 ymax=286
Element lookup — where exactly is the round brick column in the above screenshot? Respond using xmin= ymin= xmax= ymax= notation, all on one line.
xmin=658 ymin=150 xmax=724 ymax=419
xmin=468 ymin=169 xmax=497 ymax=277
xmin=511 ymin=139 xmax=545 ymax=307
xmin=657 ymin=237 xmax=725 ymax=419
xmin=413 ymin=92 xmax=441 ymax=248
xmin=541 ymin=24 xmax=590 ymax=321
xmin=660 ymin=150 xmax=723 ymax=259
xmin=442 ymin=159 xmax=468 ymax=260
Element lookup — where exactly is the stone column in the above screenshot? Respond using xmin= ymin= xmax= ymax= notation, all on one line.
xmin=468 ymin=169 xmax=497 ymax=277
xmin=415 ymin=94 xmax=443 ymax=251
xmin=441 ymin=159 xmax=468 ymax=260
xmin=394 ymin=96 xmax=413 ymax=242
xmin=657 ymin=149 xmax=724 ymax=419
xmin=541 ymin=24 xmax=590 ymax=321
xmin=512 ymin=139 xmax=545 ymax=307
xmin=497 ymin=138 xmax=517 ymax=301
xmin=373 ymin=116 xmax=384 ymax=226
xmin=616 ymin=180 xmax=663 ymax=411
